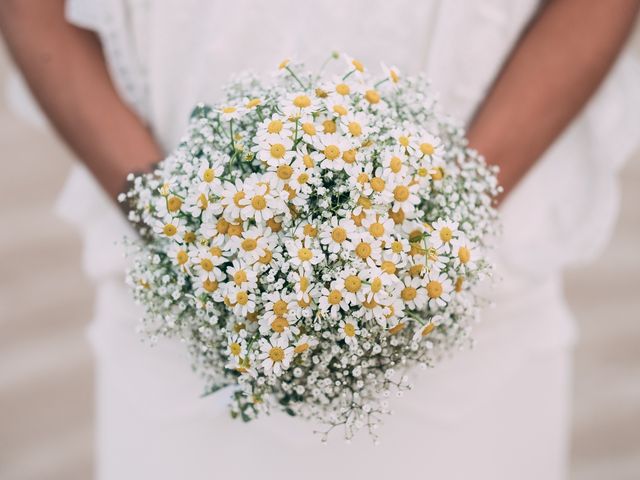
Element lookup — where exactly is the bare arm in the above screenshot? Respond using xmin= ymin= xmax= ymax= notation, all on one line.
xmin=0 ymin=0 xmax=162 ymax=201
xmin=467 ymin=0 xmax=640 ymax=202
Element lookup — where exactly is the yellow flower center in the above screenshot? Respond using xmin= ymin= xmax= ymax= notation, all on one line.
xmin=431 ymin=166 xmax=445 ymax=180
xmin=202 ymin=168 xmax=215 ymax=182
xmin=458 ymin=246 xmax=470 ymax=264
xmin=421 ymin=323 xmax=436 ymax=337
xmin=389 ymin=69 xmax=400 ymax=83
xmin=233 ymin=191 xmax=245 ymax=207
xmin=335 ymin=83 xmax=350 ymax=95
xmin=200 ymin=259 xmax=214 ymax=272
xmin=323 ymin=120 xmax=337 ymax=134
xmin=216 ymin=218 xmax=230 ymax=234
xmin=302 ymin=122 xmax=316 ymax=135
xmin=369 ymin=222 xmax=385 ymax=238
xmin=303 ymin=224 xmax=317 ymax=237
xmin=268 ymin=346 xmax=285 ymax=362
xmin=210 ymin=246 xmax=223 ymax=257
xmin=401 ymin=287 xmax=417 ymax=301
xmin=390 ymin=156 xmax=402 ymax=173
xmin=197 ymin=193 xmax=209 ymax=210
xmin=355 ymin=242 xmax=372 ymax=259
xmin=270 ymin=143 xmax=286 ymax=159
xmin=163 ymin=224 xmax=177 ymax=236
xmin=278 ymin=59 xmax=290 ymax=69
xmin=328 ymin=290 xmax=343 ymax=305
xmin=455 ymin=276 xmax=464 ymax=292
xmin=357 ymin=173 xmax=369 ymax=184
xmin=293 ymin=95 xmax=311 ymax=108
xmin=389 ymin=322 xmax=405 ymax=335
xmin=409 ymin=264 xmax=423 ymax=276
xmin=343 ymin=323 xmax=356 ymax=337
xmin=331 ymin=227 xmax=347 ymax=243
xmin=427 ymin=280 xmax=443 ymax=298
xmin=273 ymin=299 xmax=288 ymax=316
xmin=251 ymin=195 xmax=267 ymax=211
xmin=266 ymin=218 xmax=282 ymax=232
xmin=297 ymin=172 xmax=309 ymax=184
xmin=228 ymin=223 xmax=243 ymax=237
xmin=183 ymin=231 xmax=196 ymax=243
xmin=324 ymin=145 xmax=340 ymax=160
xmin=271 ymin=317 xmax=289 ymax=333
xmin=202 ymin=279 xmax=218 ymax=292
xmin=297 ymin=247 xmax=313 ymax=261
xmin=381 ymin=260 xmax=396 ymax=274
xmin=267 ymin=120 xmax=283 ymax=134
xmin=330 ymin=105 xmax=346 ymax=117
xmin=393 ymin=185 xmax=410 ymax=202
xmin=439 ymin=227 xmax=453 ymax=243
xmin=348 ymin=121 xmax=362 ymax=136
xmin=222 ymin=106 xmax=236 ymax=114
xmin=246 ymin=98 xmax=261 ymax=108
xmin=364 ymin=89 xmax=380 ymax=104
xmin=167 ymin=196 xmax=182 ymax=212
xmin=352 ymin=59 xmax=365 ymax=72
xmin=420 ymin=143 xmax=435 ymax=155
xmin=176 ymin=250 xmax=188 ymax=265
xmin=236 ymin=291 xmax=249 ymax=305
xmin=259 ymin=249 xmax=272 ymax=264
xmin=389 ymin=208 xmax=405 ymax=224
xmin=300 ymin=276 xmax=310 ymax=291
xmin=294 ymin=343 xmax=309 ymax=354
xmin=371 ymin=277 xmax=383 ymax=293
xmin=391 ymin=241 xmax=404 ymax=253
xmin=371 ymin=177 xmax=385 ymax=192
xmin=399 ymin=135 xmax=410 ymax=147
xmin=342 ymin=149 xmax=357 ymax=164
xmin=233 ymin=270 xmax=247 ymax=285
xmin=229 ymin=342 xmax=242 ymax=356
xmin=345 ymin=275 xmax=362 ymax=293
xmin=276 ymin=164 xmax=293 ymax=180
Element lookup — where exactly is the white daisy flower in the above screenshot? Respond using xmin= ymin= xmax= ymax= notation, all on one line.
xmin=399 ymin=275 xmax=428 ymax=310
xmin=319 ymin=281 xmax=349 ymax=318
xmin=219 ymin=104 xmax=245 ymax=121
xmin=196 ymin=159 xmax=224 ymax=192
xmin=220 ymin=179 xmax=247 ymax=221
xmin=153 ymin=215 xmax=186 ymax=240
xmin=239 ymin=178 xmax=288 ymax=223
xmin=190 ymin=245 xmax=226 ymax=282
xmin=312 ymin=133 xmax=352 ymax=171
xmin=338 ymin=318 xmax=360 ymax=347
xmin=288 ymin=238 xmax=323 ymax=269
xmin=319 ymin=217 xmax=356 ymax=253
xmin=227 ymin=260 xmax=258 ymax=291
xmin=431 ymin=219 xmax=459 ymax=252
xmin=361 ymin=212 xmax=395 ymax=243
xmin=255 ymin=133 xmax=295 ymax=167
xmin=449 ymin=233 xmax=473 ymax=263
xmin=381 ymin=62 xmax=401 ymax=86
xmin=258 ymin=336 xmax=294 ymax=377
xmin=424 ymin=270 xmax=453 ymax=308
xmin=281 ymin=92 xmax=318 ymax=118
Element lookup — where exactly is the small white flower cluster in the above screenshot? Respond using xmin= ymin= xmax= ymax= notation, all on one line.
xmin=124 ymin=54 xmax=499 ymax=441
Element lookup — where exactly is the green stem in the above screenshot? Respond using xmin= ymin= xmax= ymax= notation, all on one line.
xmin=285 ymin=66 xmax=307 ymax=89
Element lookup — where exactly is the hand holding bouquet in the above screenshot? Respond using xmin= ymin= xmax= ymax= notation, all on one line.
xmin=123 ymin=54 xmax=499 ymax=441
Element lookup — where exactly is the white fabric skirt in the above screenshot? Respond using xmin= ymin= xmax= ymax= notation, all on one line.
xmin=88 ymin=273 xmax=575 ymax=480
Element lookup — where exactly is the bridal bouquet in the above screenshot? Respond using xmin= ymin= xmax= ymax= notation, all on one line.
xmin=123 ymin=54 xmax=499 ymax=441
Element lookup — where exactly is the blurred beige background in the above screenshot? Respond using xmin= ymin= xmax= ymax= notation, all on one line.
xmin=1 ymin=34 xmax=639 ymax=480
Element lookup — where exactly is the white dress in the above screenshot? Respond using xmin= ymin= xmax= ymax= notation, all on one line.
xmin=15 ymin=0 xmax=639 ymax=478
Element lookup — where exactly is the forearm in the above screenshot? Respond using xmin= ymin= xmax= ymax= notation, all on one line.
xmin=0 ymin=0 xmax=162 ymax=200
xmin=467 ymin=0 xmax=640 ymax=201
